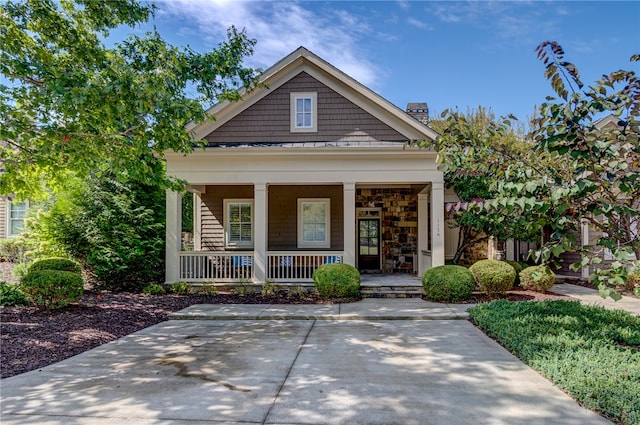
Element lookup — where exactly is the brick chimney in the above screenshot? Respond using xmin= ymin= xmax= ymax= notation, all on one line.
xmin=406 ymin=102 xmax=429 ymax=124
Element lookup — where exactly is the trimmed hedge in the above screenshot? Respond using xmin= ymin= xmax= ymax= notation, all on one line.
xmin=469 ymin=259 xmax=515 ymax=297
xmin=21 ymin=270 xmax=84 ymax=309
xmin=28 ymin=257 xmax=82 ymax=274
xmin=312 ymin=263 xmax=360 ymax=298
xmin=469 ymin=300 xmax=640 ymax=425
xmin=422 ymin=265 xmax=475 ymax=302
xmin=520 ymin=265 xmax=555 ymax=292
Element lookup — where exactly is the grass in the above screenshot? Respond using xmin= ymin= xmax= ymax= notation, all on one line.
xmin=468 ymin=300 xmax=640 ymax=425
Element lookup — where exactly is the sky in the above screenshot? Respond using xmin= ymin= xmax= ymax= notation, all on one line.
xmin=140 ymin=0 xmax=639 ymax=123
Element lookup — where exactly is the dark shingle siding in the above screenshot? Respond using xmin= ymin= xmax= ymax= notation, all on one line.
xmin=205 ymin=72 xmax=407 ymax=144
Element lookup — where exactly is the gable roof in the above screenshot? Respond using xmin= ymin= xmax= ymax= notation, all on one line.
xmin=187 ymin=47 xmax=439 ymax=143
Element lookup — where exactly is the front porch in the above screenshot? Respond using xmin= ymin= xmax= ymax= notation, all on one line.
xmin=167 ymin=182 xmax=444 ymax=284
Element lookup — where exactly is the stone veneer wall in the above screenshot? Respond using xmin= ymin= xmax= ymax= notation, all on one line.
xmin=356 ymin=188 xmax=418 ymax=273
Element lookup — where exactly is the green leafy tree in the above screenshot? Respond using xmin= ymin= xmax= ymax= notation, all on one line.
xmin=530 ymin=42 xmax=639 ymax=292
xmin=428 ymin=108 xmax=543 ymax=264
xmin=1 ymin=0 xmax=261 ymax=198
xmin=27 ymin=159 xmax=166 ymax=291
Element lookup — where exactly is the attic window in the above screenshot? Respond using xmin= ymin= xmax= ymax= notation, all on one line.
xmin=290 ymin=92 xmax=317 ymax=133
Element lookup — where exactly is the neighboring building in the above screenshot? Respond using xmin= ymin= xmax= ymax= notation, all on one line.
xmin=0 ymin=196 xmax=28 ymax=240
xmin=164 ymin=47 xmax=447 ymax=284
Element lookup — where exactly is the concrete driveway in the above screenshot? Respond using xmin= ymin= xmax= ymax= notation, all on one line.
xmin=0 ymin=300 xmax=611 ymax=425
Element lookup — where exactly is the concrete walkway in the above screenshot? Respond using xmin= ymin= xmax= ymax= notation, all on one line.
xmin=550 ymin=283 xmax=640 ymax=315
xmin=0 ymin=295 xmax=616 ymax=425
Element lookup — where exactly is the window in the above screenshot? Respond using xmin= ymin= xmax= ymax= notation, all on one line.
xmin=290 ymin=92 xmax=317 ymax=132
xmin=224 ymin=200 xmax=253 ymax=247
xmin=8 ymin=201 xmax=28 ymax=237
xmin=298 ymin=198 xmax=330 ymax=248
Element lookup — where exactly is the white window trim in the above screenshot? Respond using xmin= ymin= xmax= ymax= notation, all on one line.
xmin=290 ymin=92 xmax=317 ymax=133
xmin=297 ymin=198 xmax=330 ymax=248
xmin=224 ymin=199 xmax=254 ymax=248
xmin=6 ymin=200 xmax=29 ymax=238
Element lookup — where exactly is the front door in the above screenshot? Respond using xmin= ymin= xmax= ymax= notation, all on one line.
xmin=358 ymin=218 xmax=381 ymax=272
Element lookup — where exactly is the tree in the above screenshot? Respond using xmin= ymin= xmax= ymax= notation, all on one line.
xmin=427 ymin=108 xmax=544 ymax=264
xmin=431 ymin=43 xmax=639 ymax=296
xmin=25 ymin=157 xmax=167 ymax=290
xmin=530 ymin=42 xmax=639 ymax=292
xmin=1 ymin=0 xmax=261 ymax=198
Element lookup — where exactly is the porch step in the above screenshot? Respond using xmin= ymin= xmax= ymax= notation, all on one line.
xmin=360 ymin=285 xmax=425 ymax=299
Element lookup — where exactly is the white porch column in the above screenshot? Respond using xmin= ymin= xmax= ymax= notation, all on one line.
xmin=431 ymin=181 xmax=445 ymax=267
xmin=254 ymin=183 xmax=268 ymax=282
xmin=417 ymin=192 xmax=429 ymax=275
xmin=165 ymin=190 xmax=182 ymax=283
xmin=343 ymin=182 xmax=356 ymax=266
xmin=193 ymin=192 xmax=202 ymax=251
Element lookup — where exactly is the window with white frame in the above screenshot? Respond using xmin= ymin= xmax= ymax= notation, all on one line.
xmin=290 ymin=92 xmax=317 ymax=132
xmin=8 ymin=201 xmax=28 ymax=237
xmin=298 ymin=198 xmax=330 ymax=248
xmin=224 ymin=200 xmax=253 ymax=247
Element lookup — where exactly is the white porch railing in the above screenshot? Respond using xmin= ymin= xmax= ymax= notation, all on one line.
xmin=177 ymin=251 xmax=343 ymax=283
xmin=267 ymin=251 xmax=343 ymax=282
xmin=178 ymin=252 xmax=254 ymax=282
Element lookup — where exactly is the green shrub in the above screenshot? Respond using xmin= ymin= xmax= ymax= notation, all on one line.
xmin=200 ymin=282 xmax=217 ymax=296
xmin=422 ymin=265 xmax=475 ymax=302
xmin=469 ymin=259 xmax=515 ymax=297
xmin=27 ymin=167 xmax=166 ymax=292
xmin=142 ymin=283 xmax=166 ymax=295
xmin=520 ymin=265 xmax=555 ymax=292
xmin=312 ymin=263 xmax=360 ymax=298
xmin=469 ymin=300 xmax=640 ymax=424
xmin=0 ymin=282 xmax=28 ymax=306
xmin=28 ymin=257 xmax=82 ymax=274
xmin=171 ymin=281 xmax=191 ymax=295
xmin=502 ymin=260 xmax=524 ymax=286
xmin=20 ymin=270 xmax=84 ymax=309
xmin=0 ymin=237 xmax=28 ymax=263
xmin=626 ymin=271 xmax=640 ymax=292
xmin=502 ymin=260 xmax=523 ymax=273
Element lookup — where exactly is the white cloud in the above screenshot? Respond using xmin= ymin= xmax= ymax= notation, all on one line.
xmin=407 ymin=17 xmax=431 ymax=30
xmin=156 ymin=0 xmax=381 ymax=87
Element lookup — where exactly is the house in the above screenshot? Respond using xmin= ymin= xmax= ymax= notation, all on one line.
xmin=164 ymin=47 xmax=447 ymax=284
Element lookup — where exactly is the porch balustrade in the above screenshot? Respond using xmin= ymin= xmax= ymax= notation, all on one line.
xmin=178 ymin=251 xmax=254 ymax=282
xmin=178 ymin=251 xmax=343 ymax=283
xmin=267 ymin=252 xmax=343 ymax=282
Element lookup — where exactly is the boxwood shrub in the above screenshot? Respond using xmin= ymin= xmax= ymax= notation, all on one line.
xmin=21 ymin=270 xmax=84 ymax=309
xmin=520 ymin=265 xmax=555 ymax=292
xmin=312 ymin=263 xmax=360 ymax=298
xmin=469 ymin=259 xmax=515 ymax=297
xmin=626 ymin=271 xmax=640 ymax=292
xmin=28 ymin=257 xmax=82 ymax=274
xmin=422 ymin=265 xmax=475 ymax=302
xmin=502 ymin=260 xmax=524 ymax=286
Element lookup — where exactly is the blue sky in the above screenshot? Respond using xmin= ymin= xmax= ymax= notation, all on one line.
xmin=146 ymin=0 xmax=639 ymax=123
